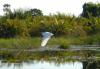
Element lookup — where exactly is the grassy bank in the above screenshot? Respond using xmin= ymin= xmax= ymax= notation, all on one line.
xmin=0 ymin=34 xmax=100 ymax=49
xmin=0 ymin=37 xmax=41 ymax=49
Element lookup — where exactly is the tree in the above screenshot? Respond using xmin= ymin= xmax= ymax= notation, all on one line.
xmin=81 ymin=2 xmax=100 ymax=18
xmin=30 ymin=8 xmax=43 ymax=16
xmin=3 ymin=4 xmax=11 ymax=15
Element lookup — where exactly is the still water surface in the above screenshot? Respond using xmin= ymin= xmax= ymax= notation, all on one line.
xmin=0 ymin=61 xmax=82 ymax=69
xmin=0 ymin=48 xmax=99 ymax=69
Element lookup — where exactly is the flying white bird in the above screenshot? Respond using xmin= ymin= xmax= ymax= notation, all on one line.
xmin=41 ymin=32 xmax=54 ymax=47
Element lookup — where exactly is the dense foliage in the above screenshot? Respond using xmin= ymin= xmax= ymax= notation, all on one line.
xmin=81 ymin=2 xmax=100 ymax=18
xmin=0 ymin=3 xmax=100 ymax=38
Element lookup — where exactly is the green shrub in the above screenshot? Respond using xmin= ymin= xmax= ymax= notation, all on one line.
xmin=58 ymin=38 xmax=70 ymax=49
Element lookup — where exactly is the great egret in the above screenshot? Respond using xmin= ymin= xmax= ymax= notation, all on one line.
xmin=41 ymin=32 xmax=54 ymax=47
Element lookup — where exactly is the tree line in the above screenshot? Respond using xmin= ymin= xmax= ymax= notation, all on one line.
xmin=0 ymin=2 xmax=100 ymax=38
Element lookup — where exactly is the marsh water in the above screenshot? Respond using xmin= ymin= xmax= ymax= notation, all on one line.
xmin=0 ymin=61 xmax=83 ymax=69
xmin=0 ymin=48 xmax=100 ymax=69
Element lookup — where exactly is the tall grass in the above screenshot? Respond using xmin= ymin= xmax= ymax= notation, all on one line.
xmin=0 ymin=13 xmax=100 ymax=37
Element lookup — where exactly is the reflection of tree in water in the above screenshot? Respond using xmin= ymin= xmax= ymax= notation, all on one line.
xmin=82 ymin=61 xmax=100 ymax=69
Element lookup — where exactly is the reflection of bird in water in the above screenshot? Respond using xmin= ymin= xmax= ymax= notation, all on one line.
xmin=41 ymin=32 xmax=54 ymax=47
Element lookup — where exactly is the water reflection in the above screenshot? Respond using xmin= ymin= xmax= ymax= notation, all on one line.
xmin=0 ymin=60 xmax=100 ymax=69
xmin=0 ymin=50 xmax=100 ymax=69
xmin=0 ymin=61 xmax=82 ymax=69
xmin=82 ymin=61 xmax=100 ymax=69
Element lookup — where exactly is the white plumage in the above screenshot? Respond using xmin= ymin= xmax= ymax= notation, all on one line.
xmin=41 ymin=32 xmax=54 ymax=47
